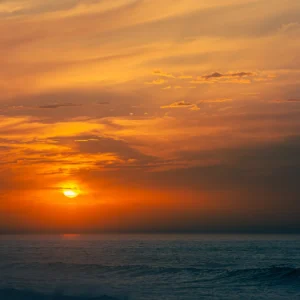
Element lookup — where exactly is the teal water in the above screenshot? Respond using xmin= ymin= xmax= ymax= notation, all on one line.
xmin=0 ymin=234 xmax=300 ymax=299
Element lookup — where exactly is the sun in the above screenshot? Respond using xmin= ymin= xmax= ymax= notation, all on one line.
xmin=60 ymin=182 xmax=81 ymax=199
xmin=63 ymin=189 xmax=79 ymax=198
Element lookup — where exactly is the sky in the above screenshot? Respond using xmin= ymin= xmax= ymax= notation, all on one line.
xmin=1 ymin=0 xmax=300 ymax=233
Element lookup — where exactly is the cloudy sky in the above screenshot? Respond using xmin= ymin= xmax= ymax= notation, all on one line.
xmin=1 ymin=0 xmax=300 ymax=233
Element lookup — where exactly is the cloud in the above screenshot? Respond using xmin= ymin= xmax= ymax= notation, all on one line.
xmin=272 ymin=99 xmax=300 ymax=103
xmin=203 ymin=71 xmax=254 ymax=80
xmin=94 ymin=101 xmax=110 ymax=105
xmin=118 ymin=134 xmax=300 ymax=194
xmin=242 ymin=93 xmax=260 ymax=96
xmin=38 ymin=103 xmax=81 ymax=109
xmin=202 ymin=98 xmax=233 ymax=103
xmin=145 ymin=78 xmax=166 ymax=85
xmin=189 ymin=79 xmax=213 ymax=85
xmin=0 ymin=0 xmax=138 ymax=18
xmin=231 ymin=72 xmax=253 ymax=77
xmin=161 ymin=101 xmax=200 ymax=111
xmin=53 ymin=134 xmax=156 ymax=164
xmin=152 ymin=69 xmax=175 ymax=78
xmin=151 ymin=71 xmax=253 ymax=84
xmin=178 ymin=75 xmax=193 ymax=79
xmin=278 ymin=22 xmax=300 ymax=34
xmin=202 ymin=72 xmax=223 ymax=80
xmin=187 ymin=71 xmax=264 ymax=85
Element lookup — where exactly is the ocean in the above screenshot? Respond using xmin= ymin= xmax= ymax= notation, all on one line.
xmin=0 ymin=234 xmax=300 ymax=299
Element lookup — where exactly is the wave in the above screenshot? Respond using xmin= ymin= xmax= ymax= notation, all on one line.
xmin=0 ymin=289 xmax=124 ymax=300
xmin=2 ymin=262 xmax=300 ymax=292
xmin=3 ymin=262 xmax=300 ymax=279
xmin=0 ymin=267 xmax=299 ymax=299
xmin=1 ymin=262 xmax=206 ymax=276
xmin=221 ymin=266 xmax=300 ymax=285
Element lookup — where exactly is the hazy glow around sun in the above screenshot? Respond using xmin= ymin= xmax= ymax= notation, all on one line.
xmin=63 ymin=189 xmax=79 ymax=198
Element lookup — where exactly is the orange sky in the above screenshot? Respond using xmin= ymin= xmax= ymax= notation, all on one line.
xmin=1 ymin=0 xmax=300 ymax=233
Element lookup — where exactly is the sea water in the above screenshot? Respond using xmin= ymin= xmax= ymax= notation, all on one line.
xmin=0 ymin=234 xmax=300 ymax=299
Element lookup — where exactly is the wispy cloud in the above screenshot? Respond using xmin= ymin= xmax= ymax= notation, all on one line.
xmin=202 ymin=71 xmax=254 ymax=80
xmin=145 ymin=78 xmax=166 ymax=85
xmin=202 ymin=98 xmax=233 ymax=103
xmin=161 ymin=101 xmax=200 ymax=111
xmin=152 ymin=69 xmax=175 ymax=78
xmin=38 ymin=103 xmax=81 ymax=109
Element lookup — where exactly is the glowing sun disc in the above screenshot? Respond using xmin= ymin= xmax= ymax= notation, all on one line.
xmin=63 ymin=189 xmax=79 ymax=198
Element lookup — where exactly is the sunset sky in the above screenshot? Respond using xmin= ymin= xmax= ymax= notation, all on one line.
xmin=1 ymin=0 xmax=300 ymax=233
